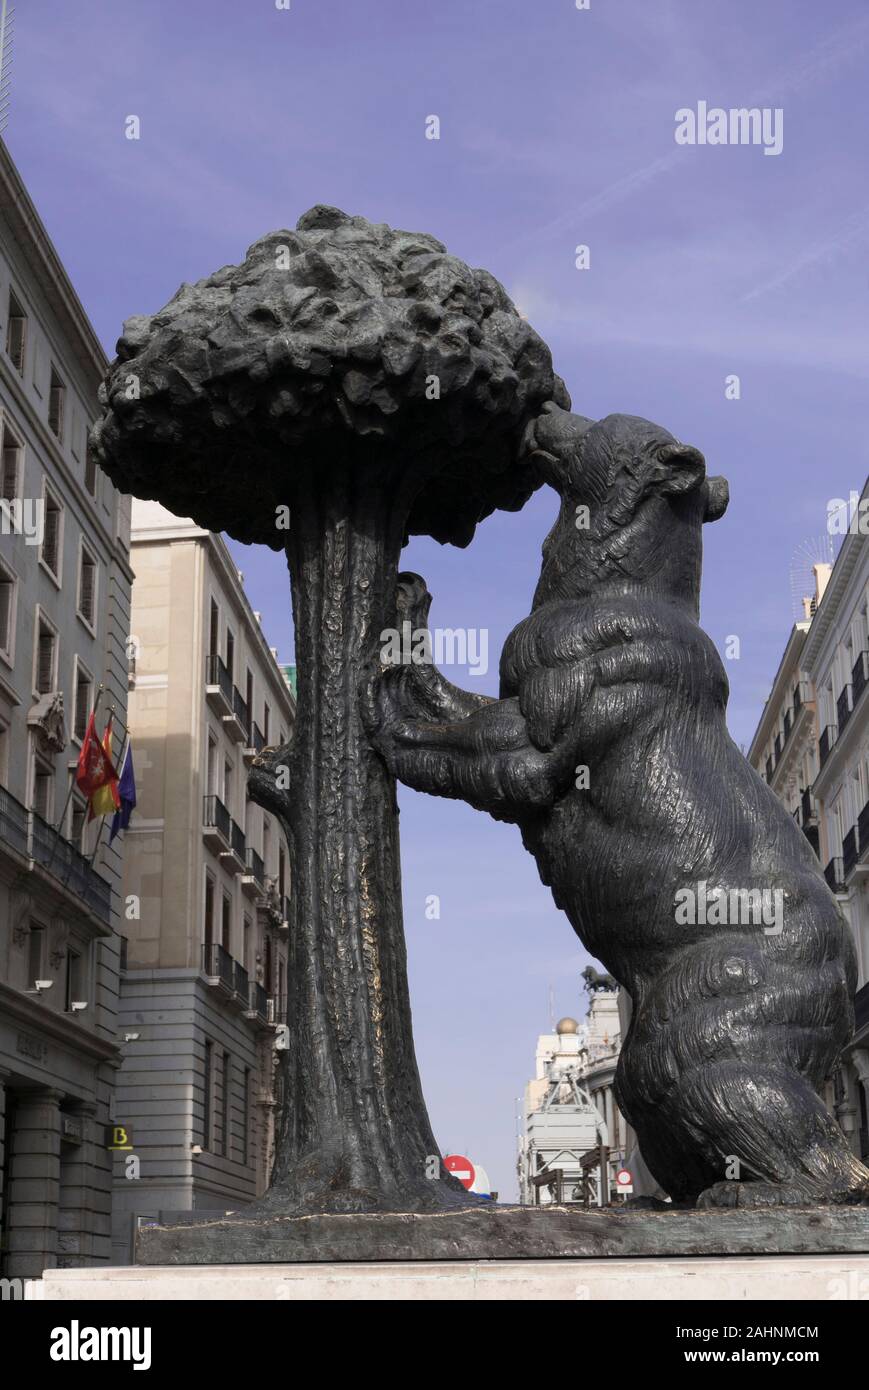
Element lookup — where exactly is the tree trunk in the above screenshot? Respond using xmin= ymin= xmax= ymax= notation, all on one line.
xmin=257 ymin=463 xmax=470 ymax=1213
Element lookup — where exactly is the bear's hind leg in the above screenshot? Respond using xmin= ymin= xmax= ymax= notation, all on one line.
xmin=681 ymin=1060 xmax=869 ymax=1208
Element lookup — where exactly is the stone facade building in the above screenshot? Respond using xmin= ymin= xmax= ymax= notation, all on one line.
xmin=749 ymin=495 xmax=869 ymax=1165
xmin=112 ymin=500 xmax=294 ymax=1261
xmin=0 ymin=140 xmax=132 ymax=1277
xmin=517 ymin=987 xmax=629 ymax=1205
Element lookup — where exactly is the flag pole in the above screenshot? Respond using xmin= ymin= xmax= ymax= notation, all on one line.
xmin=46 ymin=682 xmax=105 ymax=873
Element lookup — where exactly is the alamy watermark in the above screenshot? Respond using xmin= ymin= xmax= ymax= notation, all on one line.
xmin=380 ymin=621 xmax=489 ymax=677
xmin=675 ymin=102 xmax=783 ymax=156
xmin=0 ymin=497 xmax=44 ymax=545
xmin=674 ymin=881 xmax=784 ymax=935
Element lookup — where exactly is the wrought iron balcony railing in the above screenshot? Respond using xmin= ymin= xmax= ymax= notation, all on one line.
xmin=202 ymin=941 xmax=235 ymax=991
xmin=819 ymin=725 xmax=837 ymax=768
xmin=824 ymin=856 xmax=845 ymax=894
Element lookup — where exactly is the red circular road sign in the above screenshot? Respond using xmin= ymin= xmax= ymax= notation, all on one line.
xmin=616 ymin=1168 xmax=633 ymax=1187
xmin=445 ymin=1154 xmax=476 ymax=1190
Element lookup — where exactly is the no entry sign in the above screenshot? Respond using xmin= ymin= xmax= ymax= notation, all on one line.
xmin=445 ymin=1153 xmax=476 ymax=1190
xmin=616 ymin=1168 xmax=633 ymax=1194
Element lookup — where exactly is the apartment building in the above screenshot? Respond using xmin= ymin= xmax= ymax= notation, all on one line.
xmin=112 ymin=500 xmax=294 ymax=1261
xmin=749 ymin=497 xmax=869 ymax=1164
xmin=0 ymin=140 xmax=132 ymax=1277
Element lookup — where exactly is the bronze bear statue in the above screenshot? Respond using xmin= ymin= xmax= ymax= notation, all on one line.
xmin=366 ymin=403 xmax=869 ymax=1208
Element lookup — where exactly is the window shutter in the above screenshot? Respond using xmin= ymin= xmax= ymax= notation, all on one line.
xmin=80 ymin=554 xmax=96 ymax=622
xmin=37 ymin=630 xmax=54 ymax=692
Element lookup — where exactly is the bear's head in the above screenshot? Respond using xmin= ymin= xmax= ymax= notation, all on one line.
xmin=522 ymin=403 xmax=729 ymax=610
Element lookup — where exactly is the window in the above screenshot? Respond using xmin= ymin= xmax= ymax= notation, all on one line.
xmin=73 ymin=661 xmax=93 ymax=741
xmin=40 ymin=487 xmax=62 ymax=580
xmin=264 ymin=935 xmax=273 ymax=994
xmin=5 ymin=290 xmax=26 ymax=373
xmin=28 ymin=924 xmax=44 ymax=985
xmin=48 ymin=366 xmax=65 ymax=442
xmin=279 ymin=847 xmax=286 ymax=899
xmin=65 ymin=948 xmax=82 ymax=1011
xmin=246 ymin=669 xmax=253 ymax=735
xmin=77 ymin=543 xmax=97 ymax=627
xmin=69 ymin=792 xmax=87 ymax=850
xmin=242 ymin=1068 xmax=251 ymax=1167
xmin=209 ymin=598 xmax=219 ymax=657
xmin=33 ymin=757 xmax=54 ymax=821
xmin=84 ymin=444 xmax=98 ymax=497
xmin=207 ymin=734 xmax=217 ymax=796
xmin=221 ymin=892 xmax=231 ymax=952
xmin=34 ymin=613 xmax=57 ymax=694
xmin=221 ymin=1051 xmax=231 ymax=1158
xmin=203 ymin=1040 xmax=214 ymax=1150
xmin=263 ymin=817 xmax=271 ymax=874
xmin=263 ymin=702 xmax=270 ymax=745
xmin=223 ymin=758 xmax=233 ymax=813
xmin=0 ymin=721 xmax=8 ymax=787
xmin=204 ymin=875 xmax=215 ymax=947
xmin=225 ymin=628 xmax=234 ymax=681
xmin=0 ymin=556 xmax=16 ymax=661
xmin=1 ymin=418 xmax=22 ymax=499
xmin=243 ymin=914 xmax=252 ymax=974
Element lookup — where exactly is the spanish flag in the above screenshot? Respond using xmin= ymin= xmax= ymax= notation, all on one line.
xmin=76 ymin=712 xmax=121 ymax=821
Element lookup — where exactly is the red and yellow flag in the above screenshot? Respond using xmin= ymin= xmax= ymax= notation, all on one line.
xmin=76 ymin=711 xmax=121 ymax=821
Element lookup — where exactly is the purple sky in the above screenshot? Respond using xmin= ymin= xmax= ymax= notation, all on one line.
xmin=9 ymin=0 xmax=868 ymax=1198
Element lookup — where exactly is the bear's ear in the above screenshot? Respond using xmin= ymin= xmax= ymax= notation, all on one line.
xmin=703 ymin=475 xmax=729 ymax=522
xmin=655 ymin=440 xmax=706 ymax=497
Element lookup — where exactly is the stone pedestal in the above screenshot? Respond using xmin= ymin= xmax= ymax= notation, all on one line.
xmin=34 ymin=1254 xmax=869 ymax=1302
xmin=135 ymin=1203 xmax=869 ymax=1266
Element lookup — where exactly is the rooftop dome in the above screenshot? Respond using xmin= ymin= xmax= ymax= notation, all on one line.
xmin=556 ymin=1017 xmax=579 ymax=1035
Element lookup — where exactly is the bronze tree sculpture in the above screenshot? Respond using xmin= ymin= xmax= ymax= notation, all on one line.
xmin=368 ymin=404 xmax=869 ymax=1209
xmin=90 ymin=206 xmax=567 ymax=1214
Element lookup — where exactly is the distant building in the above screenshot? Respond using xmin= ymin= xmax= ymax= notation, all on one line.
xmin=517 ymin=988 xmax=630 ymax=1205
xmin=112 ymin=500 xmax=294 ymax=1262
xmin=0 ymin=139 xmax=132 ymax=1277
xmin=749 ymin=496 xmax=869 ymax=1164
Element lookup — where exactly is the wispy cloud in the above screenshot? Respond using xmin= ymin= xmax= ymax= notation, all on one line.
xmin=741 ymin=200 xmax=869 ymax=301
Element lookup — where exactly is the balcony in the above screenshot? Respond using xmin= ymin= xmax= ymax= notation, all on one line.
xmin=233 ymin=959 xmax=250 ymax=1002
xmin=205 ymin=654 xmax=233 ymax=717
xmin=202 ymin=942 xmax=235 ymax=993
xmin=819 ymin=725 xmax=837 ymax=768
xmin=824 ymin=856 xmax=845 ymax=894
xmin=241 ymin=846 xmax=265 ymax=898
xmin=853 ymin=652 xmax=868 ymax=708
xmin=855 ymin=981 xmax=869 ymax=1037
xmin=837 ymin=685 xmax=853 ymax=737
xmin=267 ymin=996 xmax=288 ymax=1027
xmin=223 ymin=685 xmax=249 ymax=745
xmin=30 ymin=811 xmax=112 ymax=929
xmin=859 ymin=802 xmax=869 ymax=868
xmin=843 ymin=826 xmax=859 ymax=881
xmin=225 ymin=817 xmax=246 ymax=872
xmin=245 ymin=981 xmax=272 ymax=1028
xmin=242 ymin=721 xmax=265 ymax=766
xmin=0 ymin=784 xmax=29 ymax=859
xmin=203 ymin=793 xmax=231 ymax=854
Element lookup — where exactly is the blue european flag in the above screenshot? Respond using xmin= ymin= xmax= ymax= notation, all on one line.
xmin=109 ymin=743 xmax=137 ymax=843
